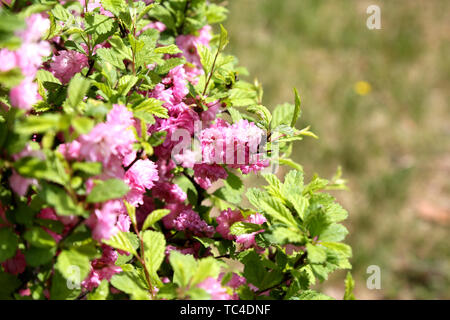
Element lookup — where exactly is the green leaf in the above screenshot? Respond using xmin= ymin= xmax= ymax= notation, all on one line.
xmin=88 ymin=280 xmax=109 ymax=300
xmin=86 ymin=179 xmax=130 ymax=203
xmin=148 ymin=4 xmax=176 ymax=31
xmin=25 ymin=246 xmax=56 ymax=267
xmin=344 ymin=272 xmax=356 ymax=300
xmin=154 ymin=44 xmax=182 ymax=55
xmin=290 ymin=290 xmax=334 ymax=300
xmin=110 ymin=265 xmax=150 ymax=300
xmin=13 ymin=156 xmax=66 ymax=185
xmin=36 ymin=69 xmax=61 ymax=85
xmin=248 ymin=105 xmax=271 ymax=128
xmin=51 ymin=4 xmax=72 ymax=22
xmin=142 ymin=230 xmax=166 ymax=282
xmin=0 ymin=68 xmax=24 ymax=89
xmin=191 ymin=257 xmax=221 ymax=286
xmin=117 ymin=75 xmax=138 ymax=96
xmin=319 ymin=223 xmax=348 ymax=242
xmin=142 ymin=209 xmax=170 ymax=231
xmin=96 ymin=48 xmax=125 ymax=70
xmin=85 ymin=12 xmax=114 ymax=35
xmin=39 ymin=182 xmax=87 ymax=217
xmin=306 ymin=243 xmax=327 ymax=264
xmin=291 ymin=88 xmax=301 ymax=127
xmin=72 ymin=161 xmax=102 ymax=176
xmin=103 ymin=231 xmax=137 ymax=256
xmin=218 ymin=24 xmax=229 ymax=52
xmin=15 ymin=114 xmax=62 ymax=135
xmin=72 ymin=117 xmax=94 ymax=135
xmin=67 ymin=74 xmax=91 ymax=109
xmin=230 ymin=222 xmax=264 ymax=236
xmin=23 ymin=227 xmax=57 ymax=249
xmin=271 ymin=103 xmax=294 ymax=129
xmin=169 ymin=250 xmax=197 ymax=288
xmin=0 ymin=272 xmax=21 ymax=300
xmin=155 ymin=57 xmax=185 ymax=75
xmin=133 ymin=98 xmax=168 ymax=119
xmin=0 ymin=228 xmax=19 ymax=263
xmin=123 ymin=200 xmax=137 ymax=228
xmin=259 ymin=196 xmax=297 ymax=228
xmin=50 ymin=270 xmax=81 ymax=300
xmin=55 ymin=249 xmax=91 ymax=282
xmin=100 ymin=0 xmax=127 ymax=16
xmin=241 ymin=250 xmax=283 ymax=291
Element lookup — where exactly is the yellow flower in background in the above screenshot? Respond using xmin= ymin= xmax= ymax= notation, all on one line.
xmin=354 ymin=81 xmax=372 ymax=96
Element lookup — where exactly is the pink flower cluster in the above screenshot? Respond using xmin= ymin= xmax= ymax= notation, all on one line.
xmin=176 ymin=26 xmax=213 ymax=82
xmin=60 ymin=105 xmax=158 ymax=239
xmin=82 ymin=245 xmax=122 ymax=290
xmin=49 ymin=50 xmax=89 ymax=84
xmin=199 ymin=119 xmax=270 ymax=174
xmin=162 ymin=203 xmax=214 ymax=238
xmin=1 ymin=14 xmax=50 ymax=110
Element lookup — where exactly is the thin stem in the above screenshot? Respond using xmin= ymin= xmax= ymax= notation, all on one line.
xmin=132 ymin=221 xmax=155 ymax=299
xmin=202 ymin=47 xmax=220 ymax=96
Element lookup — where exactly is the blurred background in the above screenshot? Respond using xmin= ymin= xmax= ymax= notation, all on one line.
xmin=223 ymin=0 xmax=450 ymax=299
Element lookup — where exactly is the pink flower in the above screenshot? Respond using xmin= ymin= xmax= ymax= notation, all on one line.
xmin=199 ymin=119 xmax=269 ymax=173
xmin=173 ymin=208 xmax=215 ymax=237
xmin=16 ymin=42 xmax=51 ymax=77
xmin=117 ymin=213 xmax=131 ymax=232
xmin=0 ymin=49 xmax=17 ymax=72
xmin=9 ymin=170 xmax=37 ymax=196
xmin=10 ymin=79 xmax=40 ymax=110
xmin=86 ymin=200 xmax=125 ymax=241
xmin=82 ymin=245 xmax=122 ymax=291
xmin=216 ymin=210 xmax=266 ymax=251
xmin=176 ymin=25 xmax=212 ymax=69
xmin=201 ymin=100 xmax=222 ymax=123
xmin=236 ymin=214 xmax=266 ymax=251
xmin=58 ymin=140 xmax=81 ymax=160
xmin=78 ymin=105 xmax=136 ymax=167
xmin=1 ymin=250 xmax=26 ymax=275
xmin=50 ymin=50 xmax=89 ymax=84
xmin=163 ymin=203 xmax=192 ymax=229
xmin=17 ymin=14 xmax=50 ymax=43
xmin=216 ymin=209 xmax=244 ymax=240
xmin=197 ymin=277 xmax=232 ymax=300
xmin=124 ymin=159 xmax=159 ymax=206
xmin=152 ymin=182 xmax=187 ymax=203
xmin=193 ymin=163 xmax=228 ymax=189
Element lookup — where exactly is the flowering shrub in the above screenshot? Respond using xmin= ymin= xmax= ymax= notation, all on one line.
xmin=0 ymin=0 xmax=355 ymax=300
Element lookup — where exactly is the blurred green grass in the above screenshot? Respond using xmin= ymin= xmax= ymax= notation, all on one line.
xmin=224 ymin=0 xmax=450 ymax=299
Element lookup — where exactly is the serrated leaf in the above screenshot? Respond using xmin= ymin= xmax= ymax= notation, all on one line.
xmin=169 ymin=250 xmax=197 ymax=288
xmin=67 ymin=74 xmax=91 ymax=108
xmin=110 ymin=265 xmax=150 ymax=300
xmin=344 ymin=272 xmax=356 ymax=300
xmin=39 ymin=182 xmax=87 ymax=217
xmin=291 ymin=88 xmax=301 ymax=127
xmin=306 ymin=243 xmax=327 ymax=264
xmin=230 ymin=222 xmax=264 ymax=236
xmin=86 ymin=178 xmax=130 ymax=203
xmin=142 ymin=230 xmax=166 ymax=276
xmin=190 ymin=257 xmax=221 ymax=286
xmin=55 ymin=249 xmax=90 ymax=282
xmin=154 ymin=44 xmax=181 ymax=55
xmin=142 ymin=209 xmax=170 ymax=231
xmin=103 ymin=231 xmax=137 ymax=256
